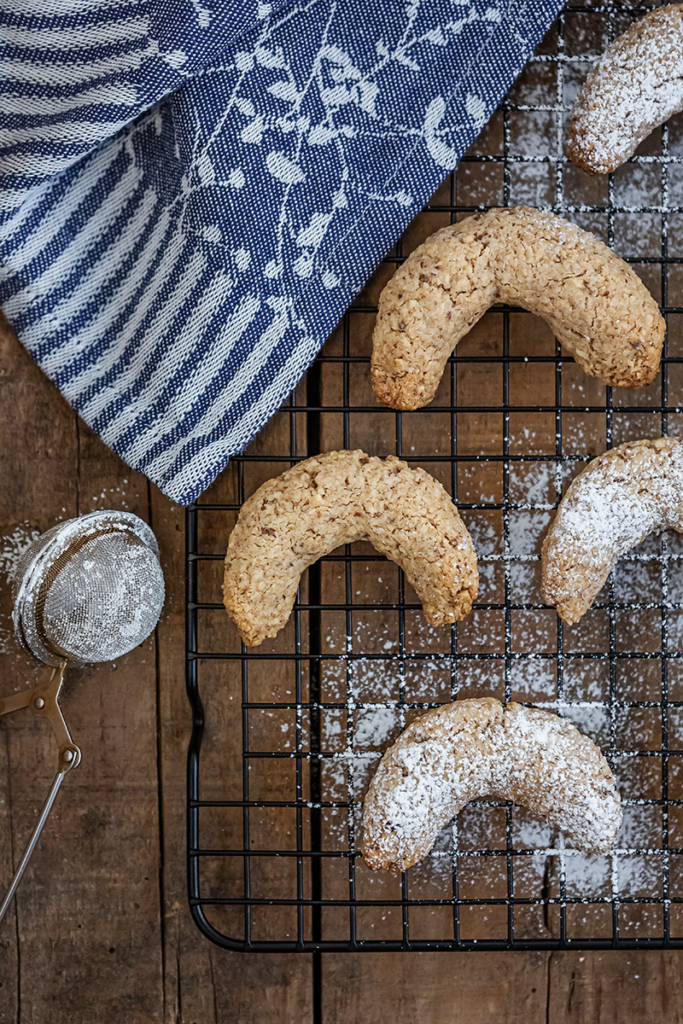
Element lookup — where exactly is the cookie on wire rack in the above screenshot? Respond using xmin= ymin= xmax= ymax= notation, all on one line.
xmin=567 ymin=4 xmax=683 ymax=175
xmin=542 ymin=437 xmax=683 ymax=625
xmin=371 ymin=207 xmax=664 ymax=411
xmin=362 ymin=698 xmax=622 ymax=872
xmin=223 ymin=450 xmax=478 ymax=646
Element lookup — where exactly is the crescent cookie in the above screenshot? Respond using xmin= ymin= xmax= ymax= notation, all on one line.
xmin=371 ymin=207 xmax=664 ymax=410
xmin=223 ymin=450 xmax=478 ymax=646
xmin=542 ymin=437 xmax=683 ymax=625
xmin=362 ymin=698 xmax=621 ymax=872
xmin=568 ymin=5 xmax=683 ymax=175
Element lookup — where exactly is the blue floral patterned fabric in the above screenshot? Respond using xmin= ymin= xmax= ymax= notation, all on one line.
xmin=0 ymin=0 xmax=565 ymax=505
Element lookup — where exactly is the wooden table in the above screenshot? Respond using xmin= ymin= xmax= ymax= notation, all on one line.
xmin=1 ymin=305 xmax=683 ymax=1024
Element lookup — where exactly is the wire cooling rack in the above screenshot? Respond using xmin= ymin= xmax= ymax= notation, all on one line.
xmin=186 ymin=0 xmax=683 ymax=951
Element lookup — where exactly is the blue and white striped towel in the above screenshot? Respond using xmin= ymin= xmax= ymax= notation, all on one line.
xmin=0 ymin=0 xmax=565 ymax=505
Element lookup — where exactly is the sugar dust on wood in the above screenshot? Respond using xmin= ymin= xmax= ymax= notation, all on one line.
xmin=0 ymin=522 xmax=40 ymax=656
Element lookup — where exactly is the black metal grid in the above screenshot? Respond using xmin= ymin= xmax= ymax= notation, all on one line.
xmin=186 ymin=1 xmax=683 ymax=951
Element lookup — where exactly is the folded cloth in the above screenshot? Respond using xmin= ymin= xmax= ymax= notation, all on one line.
xmin=0 ymin=0 xmax=565 ymax=505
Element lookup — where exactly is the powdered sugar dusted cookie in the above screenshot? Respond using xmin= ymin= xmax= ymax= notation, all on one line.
xmin=371 ymin=208 xmax=664 ymax=410
xmin=542 ymin=437 xmax=683 ymax=625
xmin=362 ymin=698 xmax=621 ymax=871
xmin=568 ymin=5 xmax=683 ymax=175
xmin=223 ymin=450 xmax=478 ymax=646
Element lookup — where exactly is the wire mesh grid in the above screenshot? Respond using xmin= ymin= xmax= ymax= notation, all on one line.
xmin=186 ymin=0 xmax=683 ymax=950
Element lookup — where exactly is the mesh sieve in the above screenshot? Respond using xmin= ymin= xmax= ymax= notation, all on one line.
xmin=0 ymin=510 xmax=165 ymax=923
xmin=11 ymin=510 xmax=165 ymax=666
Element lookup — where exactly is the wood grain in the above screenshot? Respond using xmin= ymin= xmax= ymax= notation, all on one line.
xmin=323 ymin=952 xmax=550 ymax=1023
xmin=547 ymin=952 xmax=683 ymax=1024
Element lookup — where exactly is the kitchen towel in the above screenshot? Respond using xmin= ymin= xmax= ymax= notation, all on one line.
xmin=0 ymin=0 xmax=566 ymax=505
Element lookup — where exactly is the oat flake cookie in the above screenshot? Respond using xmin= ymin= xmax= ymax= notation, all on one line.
xmin=223 ymin=450 xmax=478 ymax=646
xmin=371 ymin=208 xmax=664 ymax=410
xmin=362 ymin=698 xmax=622 ymax=872
xmin=542 ymin=437 xmax=683 ymax=625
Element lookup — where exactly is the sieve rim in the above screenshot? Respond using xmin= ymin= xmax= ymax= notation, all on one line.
xmin=13 ymin=510 xmax=161 ymax=666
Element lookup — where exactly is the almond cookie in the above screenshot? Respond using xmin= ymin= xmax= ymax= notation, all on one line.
xmin=542 ymin=437 xmax=683 ymax=625
xmin=371 ymin=207 xmax=664 ymax=409
xmin=568 ymin=5 xmax=683 ymax=175
xmin=223 ymin=450 xmax=478 ymax=646
xmin=362 ymin=698 xmax=621 ymax=872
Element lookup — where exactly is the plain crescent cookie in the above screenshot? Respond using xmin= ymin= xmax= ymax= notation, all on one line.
xmin=362 ymin=698 xmax=622 ymax=872
xmin=371 ymin=207 xmax=664 ymax=410
xmin=223 ymin=450 xmax=478 ymax=646
xmin=568 ymin=5 xmax=683 ymax=175
xmin=542 ymin=437 xmax=683 ymax=625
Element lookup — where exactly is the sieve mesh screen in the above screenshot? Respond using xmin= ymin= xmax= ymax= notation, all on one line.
xmin=39 ymin=532 xmax=164 ymax=663
xmin=13 ymin=511 xmax=164 ymax=666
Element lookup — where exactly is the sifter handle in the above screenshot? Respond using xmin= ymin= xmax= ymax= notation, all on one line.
xmin=0 ymin=769 xmax=67 ymax=922
xmin=0 ymin=662 xmax=81 ymax=923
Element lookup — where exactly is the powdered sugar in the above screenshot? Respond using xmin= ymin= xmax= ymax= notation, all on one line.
xmin=354 ymin=706 xmax=400 ymax=748
xmin=0 ymin=523 xmax=40 ymax=655
xmin=0 ymin=523 xmax=40 ymax=582
xmin=569 ymin=6 xmax=683 ymax=174
xmin=543 ymin=438 xmax=683 ymax=623
xmin=363 ymin=699 xmax=622 ymax=872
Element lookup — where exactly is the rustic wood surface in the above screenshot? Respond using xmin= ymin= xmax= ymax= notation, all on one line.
xmin=1 ymin=42 xmax=682 ymax=1006
xmin=5 ymin=2 xmax=683 ymax=1018
xmin=1 ymin=299 xmax=683 ymax=1023
xmin=3 ymin=7 xmax=682 ymax=1018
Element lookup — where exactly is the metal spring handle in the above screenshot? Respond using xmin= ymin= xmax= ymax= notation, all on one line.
xmin=0 ymin=662 xmax=80 ymax=923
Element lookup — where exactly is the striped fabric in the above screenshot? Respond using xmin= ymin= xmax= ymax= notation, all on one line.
xmin=0 ymin=0 xmax=565 ymax=505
